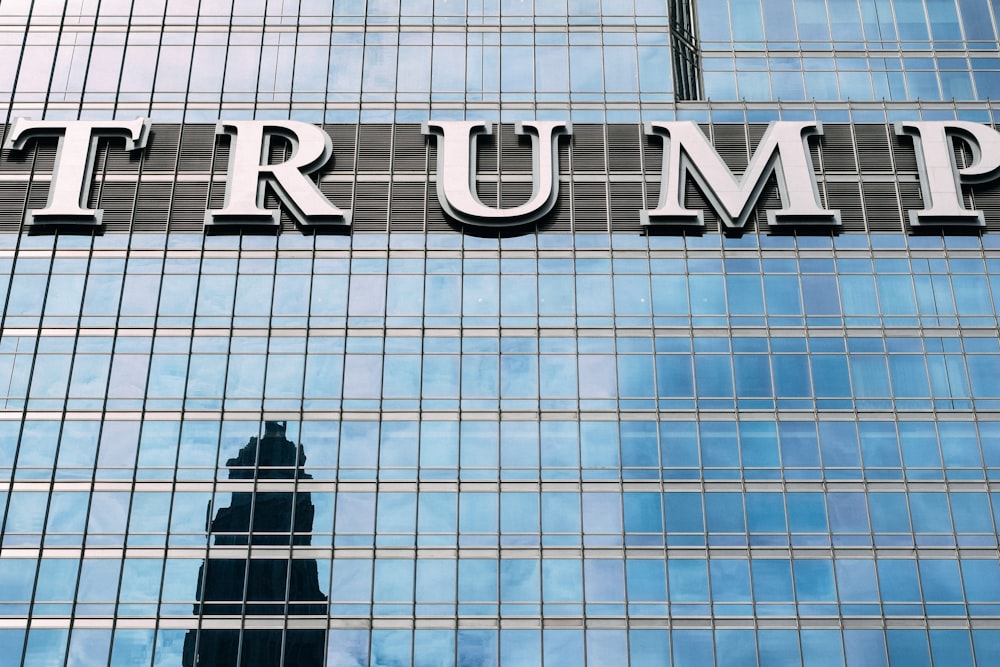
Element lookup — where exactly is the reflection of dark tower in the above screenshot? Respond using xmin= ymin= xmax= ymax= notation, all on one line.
xmin=183 ymin=422 xmax=326 ymax=667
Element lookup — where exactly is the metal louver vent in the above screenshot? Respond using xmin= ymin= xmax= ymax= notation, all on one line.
xmin=683 ymin=180 xmax=720 ymax=233
xmin=975 ymin=182 xmax=1000 ymax=232
xmin=325 ymin=125 xmax=358 ymax=173
xmin=319 ymin=181 xmax=354 ymax=214
xmin=0 ymin=131 xmax=32 ymax=173
xmin=30 ymin=140 xmax=57 ymax=173
xmin=101 ymin=138 xmax=143 ymax=174
xmin=26 ymin=181 xmax=49 ymax=216
xmin=572 ymin=182 xmax=608 ymax=232
xmin=747 ymin=124 xmax=769 ymax=157
xmin=390 ymin=182 xmax=426 ymax=230
xmin=854 ymin=125 xmax=893 ymax=172
xmin=643 ymin=134 xmax=663 ymax=173
xmin=500 ymin=181 xmax=533 ymax=209
xmin=820 ymin=125 xmax=857 ymax=173
xmin=213 ymin=138 xmax=230 ymax=175
xmin=134 ymin=182 xmax=172 ymax=230
xmin=142 ymin=124 xmax=180 ymax=173
xmin=712 ymin=125 xmax=749 ymax=171
xmin=392 ymin=125 xmax=427 ymax=172
xmin=169 ymin=182 xmax=209 ymax=232
xmin=609 ymin=182 xmax=643 ymax=232
xmin=571 ymin=125 xmax=606 ymax=173
xmin=98 ymin=182 xmax=137 ymax=231
xmin=0 ymin=182 xmax=26 ymax=229
xmin=476 ymin=181 xmax=499 ymax=208
xmin=357 ymin=125 xmax=392 ymax=172
xmin=476 ymin=131 xmax=498 ymax=173
xmin=898 ymin=181 xmax=925 ymax=233
xmin=862 ymin=181 xmax=903 ymax=231
xmin=825 ymin=182 xmax=865 ymax=232
xmin=178 ymin=125 xmax=217 ymax=172
xmin=749 ymin=180 xmax=781 ymax=235
xmin=267 ymin=137 xmax=291 ymax=165
xmin=544 ymin=195 xmax=571 ymax=232
xmin=499 ymin=125 xmax=533 ymax=174
xmin=426 ymin=187 xmax=451 ymax=231
xmin=890 ymin=132 xmax=919 ymax=172
xmin=607 ymin=125 xmax=643 ymax=172
xmin=353 ymin=182 xmax=389 ymax=231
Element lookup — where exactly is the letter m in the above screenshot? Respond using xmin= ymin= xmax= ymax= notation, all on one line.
xmin=642 ymin=121 xmax=839 ymax=231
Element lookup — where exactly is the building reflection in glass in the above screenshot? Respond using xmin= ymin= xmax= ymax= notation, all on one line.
xmin=182 ymin=422 xmax=327 ymax=667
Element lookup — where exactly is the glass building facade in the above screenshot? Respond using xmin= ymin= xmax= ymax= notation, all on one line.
xmin=3 ymin=1 xmax=1000 ymax=666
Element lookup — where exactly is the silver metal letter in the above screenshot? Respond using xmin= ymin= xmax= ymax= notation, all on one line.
xmin=4 ymin=118 xmax=151 ymax=226
xmin=422 ymin=120 xmax=571 ymax=229
xmin=206 ymin=121 xmax=350 ymax=228
xmin=894 ymin=121 xmax=1000 ymax=228
xmin=642 ymin=121 xmax=839 ymax=230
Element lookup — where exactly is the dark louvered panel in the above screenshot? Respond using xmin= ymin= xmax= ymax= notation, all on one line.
xmin=0 ymin=182 xmax=27 ymax=228
xmin=747 ymin=124 xmax=769 ymax=158
xmin=87 ymin=179 xmax=100 ymax=209
xmin=609 ymin=182 xmax=643 ymax=232
xmin=684 ymin=180 xmax=720 ymax=233
xmin=169 ymin=182 xmax=210 ymax=232
xmin=0 ymin=144 xmax=31 ymax=173
xmin=319 ymin=181 xmax=355 ymax=213
xmin=356 ymin=125 xmax=392 ymax=172
xmin=825 ymin=181 xmax=865 ymax=232
xmin=134 ymin=182 xmax=172 ymax=230
xmin=178 ymin=125 xmax=217 ymax=172
xmin=749 ymin=180 xmax=780 ymax=235
xmin=890 ymin=131 xmax=919 ymax=172
xmin=571 ymin=124 xmax=606 ymax=173
xmin=862 ymin=181 xmax=903 ymax=231
xmin=975 ymin=182 xmax=1000 ymax=232
xmin=607 ymin=124 xmax=642 ymax=172
xmin=31 ymin=139 xmax=57 ymax=174
xmin=210 ymin=179 xmax=227 ymax=211
xmin=428 ymin=137 xmax=438 ymax=175
xmin=855 ymin=125 xmax=893 ymax=172
xmin=544 ymin=193 xmax=571 ymax=232
xmin=645 ymin=175 xmax=661 ymax=211
xmin=899 ymin=181 xmax=925 ymax=233
xmin=952 ymin=136 xmax=973 ymax=170
xmin=476 ymin=130 xmax=498 ymax=174
xmin=390 ymin=182 xmax=426 ymax=230
xmin=820 ymin=125 xmax=857 ymax=173
xmin=558 ymin=139 xmax=571 ymax=175
xmin=142 ymin=124 xmax=180 ymax=172
xmin=426 ymin=186 xmax=451 ymax=231
xmin=0 ymin=131 xmax=53 ymax=174
xmin=102 ymin=137 xmax=143 ymax=174
xmin=476 ymin=180 xmax=498 ymax=208
xmin=392 ymin=125 xmax=427 ymax=172
xmin=499 ymin=124 xmax=533 ymax=174
xmin=500 ymin=181 xmax=532 ymax=209
xmin=572 ymin=182 xmax=608 ymax=232
xmin=326 ymin=124 xmax=358 ymax=173
xmin=213 ymin=137 xmax=231 ymax=175
xmin=262 ymin=189 xmax=282 ymax=220
xmin=643 ymin=133 xmax=663 ymax=173
xmin=27 ymin=181 xmax=49 ymax=215
xmin=353 ymin=182 xmax=389 ymax=231
xmin=809 ymin=133 xmax=822 ymax=171
xmin=712 ymin=125 xmax=748 ymax=172
xmin=98 ymin=181 xmax=137 ymax=231
xmin=267 ymin=136 xmax=292 ymax=165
